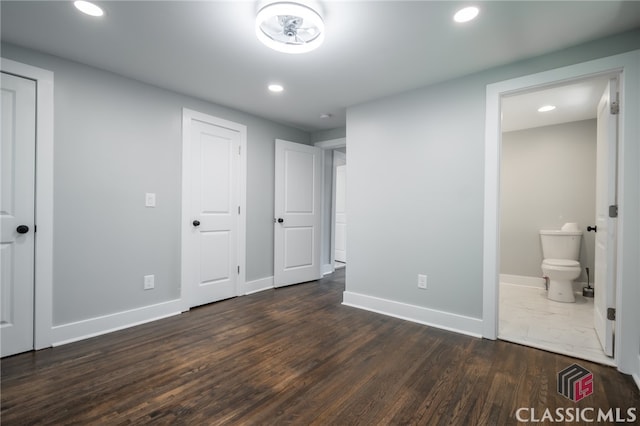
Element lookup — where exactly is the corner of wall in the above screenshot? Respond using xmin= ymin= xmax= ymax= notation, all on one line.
xmin=342 ymin=291 xmax=483 ymax=338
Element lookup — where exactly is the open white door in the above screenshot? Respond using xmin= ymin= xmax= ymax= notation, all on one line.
xmin=1 ymin=72 xmax=36 ymax=357
xmin=594 ymin=77 xmax=618 ymax=357
xmin=334 ymin=164 xmax=347 ymax=263
xmin=182 ymin=110 xmax=246 ymax=308
xmin=274 ymin=140 xmax=322 ymax=287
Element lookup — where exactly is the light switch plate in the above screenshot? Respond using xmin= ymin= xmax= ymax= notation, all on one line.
xmin=145 ymin=193 xmax=156 ymax=207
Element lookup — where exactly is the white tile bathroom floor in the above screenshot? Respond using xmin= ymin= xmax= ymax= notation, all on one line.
xmin=499 ymin=282 xmax=615 ymax=366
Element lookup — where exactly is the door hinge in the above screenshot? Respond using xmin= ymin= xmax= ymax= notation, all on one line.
xmin=609 ymin=92 xmax=620 ymax=115
xmin=607 ymin=307 xmax=616 ymax=321
xmin=237 ymin=265 xmax=240 ymax=274
xmin=609 ymin=205 xmax=618 ymax=218
xmin=238 ymin=206 xmax=240 ymax=215
xmin=238 ymin=146 xmax=241 ymax=155
xmin=611 ymin=99 xmax=619 ymax=115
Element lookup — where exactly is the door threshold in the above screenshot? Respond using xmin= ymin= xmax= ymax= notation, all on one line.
xmin=498 ymin=335 xmax=615 ymax=367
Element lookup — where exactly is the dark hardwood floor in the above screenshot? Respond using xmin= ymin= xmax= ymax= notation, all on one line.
xmin=2 ymin=268 xmax=639 ymax=425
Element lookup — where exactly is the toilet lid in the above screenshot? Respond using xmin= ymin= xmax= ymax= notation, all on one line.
xmin=543 ymin=258 xmax=580 ymax=267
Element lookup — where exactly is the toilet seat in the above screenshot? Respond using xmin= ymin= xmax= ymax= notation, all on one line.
xmin=543 ymin=259 xmax=580 ymax=268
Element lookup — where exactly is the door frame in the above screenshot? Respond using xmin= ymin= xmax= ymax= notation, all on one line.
xmin=482 ymin=50 xmax=640 ymax=374
xmin=315 ymin=137 xmax=346 ymax=275
xmin=1 ymin=58 xmax=54 ymax=350
xmin=180 ymin=108 xmax=246 ymax=311
xmin=332 ymin=151 xmax=347 ymax=265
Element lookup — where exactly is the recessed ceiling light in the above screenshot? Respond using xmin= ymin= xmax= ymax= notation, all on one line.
xmin=268 ymin=84 xmax=284 ymax=93
xmin=256 ymin=1 xmax=324 ymax=54
xmin=74 ymin=1 xmax=104 ymax=17
xmin=454 ymin=6 xmax=479 ymax=23
xmin=538 ymin=105 xmax=556 ymax=112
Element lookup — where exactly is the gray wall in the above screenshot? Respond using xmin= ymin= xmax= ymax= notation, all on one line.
xmin=311 ymin=127 xmax=346 ymax=143
xmin=346 ymin=30 xmax=640 ymax=320
xmin=500 ymin=120 xmax=596 ymax=281
xmin=1 ymin=43 xmax=310 ymax=325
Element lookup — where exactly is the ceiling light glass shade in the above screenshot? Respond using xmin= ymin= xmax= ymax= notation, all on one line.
xmin=74 ymin=1 xmax=104 ymax=17
xmin=256 ymin=2 xmax=325 ymax=54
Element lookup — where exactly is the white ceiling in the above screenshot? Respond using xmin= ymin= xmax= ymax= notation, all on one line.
xmin=2 ymin=1 xmax=640 ymax=132
xmin=501 ymin=76 xmax=611 ymax=132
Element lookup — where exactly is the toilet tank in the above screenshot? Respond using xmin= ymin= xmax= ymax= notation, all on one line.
xmin=539 ymin=230 xmax=582 ymax=260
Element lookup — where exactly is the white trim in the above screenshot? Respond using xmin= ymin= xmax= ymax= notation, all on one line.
xmin=483 ymin=50 xmax=640 ymax=375
xmin=314 ymin=138 xmax=347 ymax=281
xmin=51 ymin=299 xmax=182 ymax=346
xmin=501 ymin=274 xmax=588 ymax=293
xmin=181 ymin=108 xmax=247 ymax=310
xmin=1 ymin=58 xmax=54 ymax=350
xmin=331 ymin=151 xmax=347 ymax=268
xmin=500 ymin=274 xmax=546 ymax=288
xmin=634 ymin=355 xmax=640 ymax=391
xmin=314 ymin=137 xmax=346 ymax=150
xmin=242 ymin=276 xmax=274 ymax=295
xmin=321 ymin=264 xmax=334 ymax=275
xmin=343 ymin=291 xmax=483 ymax=338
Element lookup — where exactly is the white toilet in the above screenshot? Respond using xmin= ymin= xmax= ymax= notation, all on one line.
xmin=540 ymin=223 xmax=582 ymax=303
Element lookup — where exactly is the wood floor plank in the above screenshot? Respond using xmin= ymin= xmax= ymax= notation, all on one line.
xmin=2 ymin=268 xmax=639 ymax=425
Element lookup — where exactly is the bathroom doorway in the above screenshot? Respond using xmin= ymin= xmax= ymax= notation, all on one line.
xmin=497 ymin=74 xmax=619 ymax=365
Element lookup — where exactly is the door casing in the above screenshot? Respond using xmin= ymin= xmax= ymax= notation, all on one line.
xmin=0 ymin=58 xmax=54 ymax=351
xmin=483 ymin=50 xmax=640 ymax=375
xmin=181 ymin=108 xmax=246 ymax=310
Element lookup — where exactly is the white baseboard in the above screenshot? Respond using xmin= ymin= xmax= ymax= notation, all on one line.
xmin=243 ymin=276 xmax=274 ymax=295
xmin=500 ymin=273 xmax=588 ymax=293
xmin=634 ymin=356 xmax=640 ymax=391
xmin=342 ymin=291 xmax=483 ymax=338
xmin=321 ymin=263 xmax=335 ymax=276
xmin=500 ymin=274 xmax=545 ymax=288
xmin=51 ymin=299 xmax=182 ymax=346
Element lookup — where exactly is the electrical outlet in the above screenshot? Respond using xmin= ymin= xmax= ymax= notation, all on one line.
xmin=418 ymin=274 xmax=427 ymax=289
xmin=144 ymin=274 xmax=155 ymax=290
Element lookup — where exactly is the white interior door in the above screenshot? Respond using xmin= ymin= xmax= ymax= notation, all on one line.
xmin=182 ymin=111 xmax=244 ymax=308
xmin=274 ymin=140 xmax=322 ymax=287
xmin=594 ymin=77 xmax=618 ymax=357
xmin=334 ymin=164 xmax=347 ymax=263
xmin=1 ymin=72 xmax=36 ymax=357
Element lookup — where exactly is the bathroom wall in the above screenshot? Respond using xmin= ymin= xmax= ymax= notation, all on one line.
xmin=500 ymin=119 xmax=597 ymax=282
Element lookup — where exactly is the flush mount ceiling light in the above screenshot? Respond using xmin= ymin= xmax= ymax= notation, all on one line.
xmin=268 ymin=84 xmax=284 ymax=92
xmin=74 ymin=0 xmax=104 ymax=17
xmin=538 ymin=105 xmax=556 ymax=112
xmin=256 ymin=1 xmax=325 ymax=54
xmin=454 ymin=6 xmax=479 ymax=23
